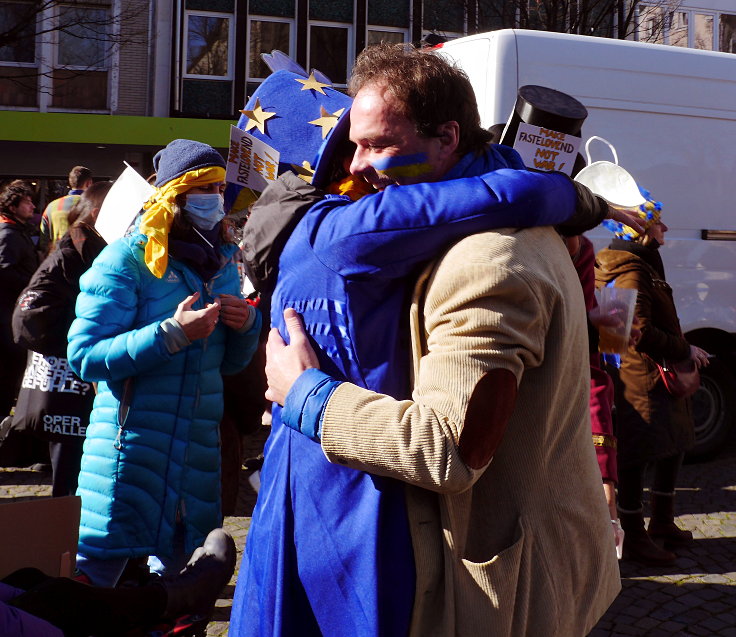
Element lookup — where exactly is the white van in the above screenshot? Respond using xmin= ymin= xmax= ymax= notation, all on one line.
xmin=439 ymin=29 xmax=736 ymax=458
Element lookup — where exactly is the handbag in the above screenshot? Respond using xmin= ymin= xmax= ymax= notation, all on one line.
xmin=13 ymin=351 xmax=94 ymax=443
xmin=656 ymin=357 xmax=700 ymax=399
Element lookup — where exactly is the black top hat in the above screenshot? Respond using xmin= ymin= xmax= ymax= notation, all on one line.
xmin=499 ymin=85 xmax=588 ymax=147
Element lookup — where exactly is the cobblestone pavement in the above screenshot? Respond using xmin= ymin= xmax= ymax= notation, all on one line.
xmin=2 ymin=430 xmax=735 ymax=636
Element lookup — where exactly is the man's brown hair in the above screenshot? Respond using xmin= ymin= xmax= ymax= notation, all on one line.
xmin=348 ymin=43 xmax=491 ymax=156
xmin=69 ymin=165 xmax=93 ymax=189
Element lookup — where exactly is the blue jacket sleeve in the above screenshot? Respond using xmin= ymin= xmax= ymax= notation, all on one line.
xmin=282 ymin=368 xmax=341 ymax=441
xmin=305 ymin=168 xmax=576 ymax=278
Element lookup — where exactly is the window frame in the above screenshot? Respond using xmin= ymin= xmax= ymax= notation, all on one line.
xmin=636 ymin=4 xmax=724 ymax=51
xmin=0 ymin=0 xmax=38 ymax=66
xmin=53 ymin=3 xmax=111 ymax=71
xmin=365 ymin=25 xmax=409 ymax=47
xmin=307 ymin=19 xmax=353 ymax=88
xmin=182 ymin=8 xmax=235 ymax=81
xmin=246 ymin=14 xmax=295 ymax=82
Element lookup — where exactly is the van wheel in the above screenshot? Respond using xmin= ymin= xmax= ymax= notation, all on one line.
xmin=686 ymin=359 xmax=736 ymax=461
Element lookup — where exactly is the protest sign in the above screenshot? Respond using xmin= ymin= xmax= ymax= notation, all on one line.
xmin=226 ymin=126 xmax=280 ymax=192
xmin=512 ymin=122 xmax=582 ymax=175
xmin=95 ymin=163 xmax=155 ymax=244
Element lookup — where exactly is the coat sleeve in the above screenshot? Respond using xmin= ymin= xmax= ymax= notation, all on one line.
xmin=305 ymin=169 xmax=577 ymax=277
xmin=67 ymin=242 xmax=172 ymax=382
xmin=285 ymin=250 xmax=551 ymax=494
xmin=0 ymin=228 xmax=35 ymax=299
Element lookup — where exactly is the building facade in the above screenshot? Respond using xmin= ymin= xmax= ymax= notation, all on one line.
xmin=1 ymin=0 xmax=734 ymax=203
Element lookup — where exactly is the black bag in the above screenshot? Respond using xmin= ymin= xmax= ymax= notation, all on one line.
xmin=12 ymin=351 xmax=94 ymax=444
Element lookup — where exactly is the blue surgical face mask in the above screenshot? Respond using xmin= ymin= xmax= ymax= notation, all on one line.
xmin=184 ymin=193 xmax=225 ymax=230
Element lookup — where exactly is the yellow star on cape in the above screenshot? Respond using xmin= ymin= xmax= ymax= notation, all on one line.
xmin=239 ymin=98 xmax=276 ymax=135
xmin=295 ymin=72 xmax=331 ymax=94
xmin=291 ymin=161 xmax=315 ymax=183
xmin=309 ymin=106 xmax=345 ymax=139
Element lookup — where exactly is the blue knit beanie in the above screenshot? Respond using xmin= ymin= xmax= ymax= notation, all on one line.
xmin=153 ymin=139 xmax=226 ymax=187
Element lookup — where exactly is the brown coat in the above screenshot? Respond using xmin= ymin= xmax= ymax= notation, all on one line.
xmin=594 ymin=245 xmax=693 ymax=468
xmin=322 ymin=227 xmax=621 ymax=636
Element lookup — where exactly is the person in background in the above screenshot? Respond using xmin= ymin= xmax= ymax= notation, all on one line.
xmin=39 ymin=166 xmax=93 ymax=254
xmin=0 ymin=181 xmax=40 ymax=419
xmin=67 ymin=139 xmax=261 ymax=588
xmin=565 ymin=233 xmax=625 ymax=556
xmin=595 ymin=191 xmax=709 ymax=566
xmin=12 ymin=182 xmax=113 ymax=497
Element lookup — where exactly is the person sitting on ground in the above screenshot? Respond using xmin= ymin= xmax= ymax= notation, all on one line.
xmin=1 ymin=528 xmax=236 ymax=637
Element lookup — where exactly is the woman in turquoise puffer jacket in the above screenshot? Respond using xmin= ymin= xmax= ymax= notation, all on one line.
xmin=67 ymin=139 xmax=261 ymax=587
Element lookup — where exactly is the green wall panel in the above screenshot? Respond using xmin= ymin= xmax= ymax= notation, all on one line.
xmin=187 ymin=0 xmax=235 ymax=12
xmin=310 ymin=0 xmax=353 ymax=23
xmin=248 ymin=0 xmax=295 ymax=18
xmin=368 ymin=0 xmax=410 ymax=28
xmin=182 ymin=79 xmax=233 ymax=118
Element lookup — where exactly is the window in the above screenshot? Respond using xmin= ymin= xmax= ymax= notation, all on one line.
xmin=51 ymin=4 xmax=111 ymax=110
xmin=719 ymin=14 xmax=736 ymax=54
xmin=184 ymin=11 xmax=233 ymax=78
xmin=637 ymin=6 xmax=736 ymax=53
xmin=179 ymin=9 xmax=235 ymax=117
xmin=0 ymin=1 xmax=35 ymax=63
xmin=694 ymin=13 xmax=714 ymax=50
xmin=669 ymin=12 xmax=688 ymax=48
xmin=309 ymin=22 xmax=351 ymax=86
xmin=0 ymin=0 xmax=119 ymax=111
xmin=638 ymin=5 xmax=665 ymax=44
xmin=0 ymin=0 xmax=38 ymax=106
xmin=57 ymin=5 xmax=108 ymax=68
xmin=366 ymin=28 xmax=407 ymax=47
xmin=248 ymin=17 xmax=293 ymax=81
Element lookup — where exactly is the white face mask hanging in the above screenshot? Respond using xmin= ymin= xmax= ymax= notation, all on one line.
xmin=574 ymin=136 xmax=645 ymax=209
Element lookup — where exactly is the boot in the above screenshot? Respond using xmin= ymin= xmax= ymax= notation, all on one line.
xmin=162 ymin=528 xmax=236 ymax=619
xmin=648 ymin=491 xmax=694 ymax=549
xmin=619 ymin=507 xmax=676 ymax=566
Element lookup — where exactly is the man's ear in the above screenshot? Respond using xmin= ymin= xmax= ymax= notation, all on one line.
xmin=436 ymin=121 xmax=460 ymax=158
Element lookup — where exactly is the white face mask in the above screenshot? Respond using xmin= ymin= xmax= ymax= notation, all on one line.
xmin=184 ymin=193 xmax=225 ymax=230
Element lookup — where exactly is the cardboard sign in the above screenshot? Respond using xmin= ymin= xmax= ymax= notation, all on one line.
xmin=95 ymin=163 xmax=155 ymax=244
xmin=512 ymin=122 xmax=582 ymax=175
xmin=0 ymin=495 xmax=81 ymax=578
xmin=226 ymin=126 xmax=279 ymax=192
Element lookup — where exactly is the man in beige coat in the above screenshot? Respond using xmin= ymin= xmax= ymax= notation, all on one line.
xmin=265 ymin=44 xmax=621 ymax=636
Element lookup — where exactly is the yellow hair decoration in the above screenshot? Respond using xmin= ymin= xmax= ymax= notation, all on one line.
xmin=140 ymin=166 xmax=226 ymax=278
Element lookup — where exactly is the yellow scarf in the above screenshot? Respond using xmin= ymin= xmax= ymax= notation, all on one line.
xmin=140 ymin=166 xmax=226 ymax=278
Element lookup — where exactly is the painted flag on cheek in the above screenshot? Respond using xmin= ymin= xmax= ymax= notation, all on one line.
xmin=371 ymin=152 xmax=433 ymax=180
